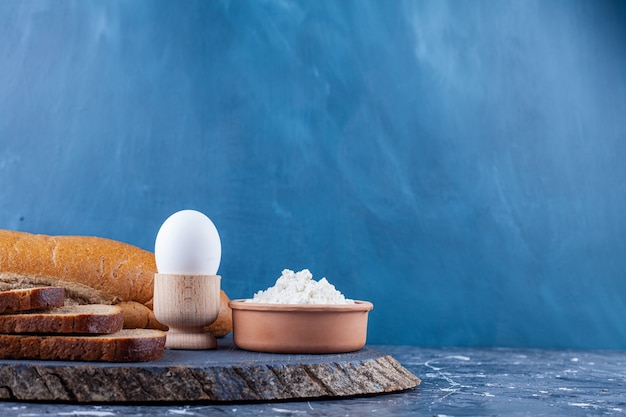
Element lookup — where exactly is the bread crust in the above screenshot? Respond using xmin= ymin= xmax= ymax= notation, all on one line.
xmin=0 ymin=329 xmax=166 ymax=362
xmin=0 ymin=286 xmax=65 ymax=313
xmin=0 ymin=230 xmax=232 ymax=336
xmin=0 ymin=304 xmax=124 ymax=334
xmin=0 ymin=230 xmax=154 ymax=303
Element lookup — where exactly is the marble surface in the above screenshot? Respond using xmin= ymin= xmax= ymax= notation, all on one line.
xmin=1 ymin=344 xmax=626 ymax=416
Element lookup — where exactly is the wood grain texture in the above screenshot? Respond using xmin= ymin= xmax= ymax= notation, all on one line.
xmin=153 ymin=274 xmax=221 ymax=349
xmin=0 ymin=336 xmax=419 ymax=402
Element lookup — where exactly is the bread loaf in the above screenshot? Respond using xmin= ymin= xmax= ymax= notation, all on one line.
xmin=0 ymin=287 xmax=65 ymax=314
xmin=0 ymin=304 xmax=124 ymax=334
xmin=0 ymin=230 xmax=232 ymax=336
xmin=0 ymin=329 xmax=166 ymax=362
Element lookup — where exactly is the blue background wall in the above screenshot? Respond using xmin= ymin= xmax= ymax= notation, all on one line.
xmin=1 ymin=0 xmax=626 ymax=348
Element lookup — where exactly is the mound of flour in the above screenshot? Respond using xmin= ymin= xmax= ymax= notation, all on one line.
xmin=249 ymin=269 xmax=354 ymax=304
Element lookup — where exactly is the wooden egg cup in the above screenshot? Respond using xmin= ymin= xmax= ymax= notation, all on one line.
xmin=153 ymin=273 xmax=221 ymax=350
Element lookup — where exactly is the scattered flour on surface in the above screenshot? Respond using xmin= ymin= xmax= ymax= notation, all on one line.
xmin=249 ymin=269 xmax=354 ymax=304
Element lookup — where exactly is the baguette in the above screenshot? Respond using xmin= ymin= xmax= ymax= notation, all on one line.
xmin=0 ymin=304 xmax=123 ymax=334
xmin=0 ymin=230 xmax=232 ymax=336
xmin=0 ymin=286 xmax=65 ymax=314
xmin=0 ymin=329 xmax=166 ymax=362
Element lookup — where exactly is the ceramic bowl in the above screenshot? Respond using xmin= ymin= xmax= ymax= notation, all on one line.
xmin=228 ymin=300 xmax=374 ymax=354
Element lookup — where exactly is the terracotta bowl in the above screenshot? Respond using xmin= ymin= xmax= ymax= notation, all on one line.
xmin=228 ymin=300 xmax=374 ymax=354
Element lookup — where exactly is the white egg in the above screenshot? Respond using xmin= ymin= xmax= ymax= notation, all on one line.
xmin=154 ymin=209 xmax=222 ymax=275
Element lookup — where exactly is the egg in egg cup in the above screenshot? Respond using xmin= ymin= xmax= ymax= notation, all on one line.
xmin=153 ymin=209 xmax=222 ymax=350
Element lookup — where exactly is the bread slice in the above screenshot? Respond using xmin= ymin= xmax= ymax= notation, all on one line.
xmin=0 ymin=329 xmax=166 ymax=362
xmin=0 ymin=286 xmax=65 ymax=314
xmin=0 ymin=304 xmax=124 ymax=334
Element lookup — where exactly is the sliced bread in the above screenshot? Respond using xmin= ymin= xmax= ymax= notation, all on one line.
xmin=0 ymin=287 xmax=65 ymax=314
xmin=0 ymin=304 xmax=124 ymax=334
xmin=0 ymin=329 xmax=166 ymax=362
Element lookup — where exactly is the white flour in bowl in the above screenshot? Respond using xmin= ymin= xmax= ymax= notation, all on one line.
xmin=248 ymin=269 xmax=355 ymax=304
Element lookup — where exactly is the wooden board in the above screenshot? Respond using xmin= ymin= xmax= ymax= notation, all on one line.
xmin=0 ymin=336 xmax=420 ymax=403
